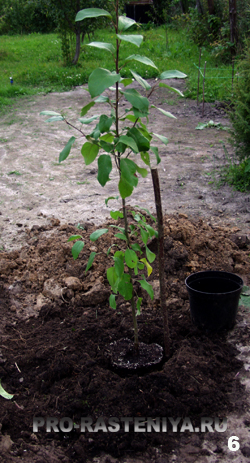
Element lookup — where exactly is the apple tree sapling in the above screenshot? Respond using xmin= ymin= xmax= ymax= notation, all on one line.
xmin=41 ymin=1 xmax=186 ymax=355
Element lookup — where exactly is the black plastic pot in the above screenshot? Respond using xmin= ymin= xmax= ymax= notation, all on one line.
xmin=185 ymin=271 xmax=243 ymax=331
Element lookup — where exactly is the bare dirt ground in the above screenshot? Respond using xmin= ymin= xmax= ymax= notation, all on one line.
xmin=0 ymin=80 xmax=250 ymax=463
xmin=0 ymin=79 xmax=250 ymax=251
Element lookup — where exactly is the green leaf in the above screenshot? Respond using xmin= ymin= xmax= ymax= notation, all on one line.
xmin=116 ymin=34 xmax=143 ymax=47
xmin=67 ymin=235 xmax=82 ymax=242
xmin=71 ymin=241 xmax=84 ymax=260
xmin=95 ymin=95 xmax=109 ymax=103
xmin=114 ymin=232 xmax=128 ymax=241
xmin=153 ymin=133 xmax=169 ymax=146
xmin=125 ymin=249 xmax=138 ymax=268
xmin=130 ymin=70 xmax=151 ymax=90
xmin=86 ymin=251 xmax=96 ymax=272
xmin=59 ymin=136 xmax=76 ymax=163
xmin=90 ymin=228 xmax=108 ymax=241
xmin=114 ymin=254 xmax=124 ymax=277
xmin=100 ymin=141 xmax=114 ymax=152
xmin=140 ymin=228 xmax=149 ymax=245
xmin=81 ymin=142 xmax=99 ymax=165
xmin=124 ymin=88 xmax=149 ymax=112
xmin=136 ymin=165 xmax=148 ymax=177
xmin=88 ymin=68 xmax=120 ymax=98
xmin=159 ymin=82 xmax=184 ymax=97
xmin=79 ymin=115 xmax=99 ymax=124
xmin=118 ymin=275 xmax=133 ymax=300
xmin=40 ymin=110 xmax=61 ymax=116
xmin=0 ymin=380 xmax=13 ymax=400
xmin=100 ymin=133 xmax=114 ymax=143
xmin=131 ymin=243 xmax=142 ymax=254
xmin=123 ymin=114 xmax=138 ymax=123
xmin=136 ymin=297 xmax=143 ymax=315
xmin=118 ymin=16 xmax=136 ymax=31
xmin=107 ymin=267 xmax=119 ymax=292
xmin=76 ymin=8 xmax=111 ymax=22
xmin=145 ymin=224 xmax=158 ymax=237
xmin=87 ymin=42 xmax=115 ymax=54
xmin=139 ymin=279 xmax=154 ymax=300
xmin=81 ymin=101 xmax=95 ymax=116
xmin=110 ymin=211 xmax=123 ymax=219
xmin=159 ymin=70 xmax=187 ymax=79
xmin=151 ymin=146 xmax=161 ymax=165
xmin=119 ymin=176 xmax=134 ymax=198
xmin=118 ymin=135 xmax=139 ymax=153
xmin=134 ymin=206 xmax=156 ymax=222
xmin=132 ymin=107 xmax=149 ymax=118
xmin=110 ymin=225 xmax=125 ymax=232
xmin=127 ymin=127 xmax=150 ymax=151
xmin=105 ymin=196 xmax=119 ymax=206
xmin=140 ymin=151 xmax=150 ymax=166
xmin=109 ymin=293 xmax=116 ymax=309
xmin=146 ymin=245 xmax=156 ymax=263
xmin=153 ymin=106 xmax=176 ymax=119
xmin=45 ymin=115 xmax=64 ymax=122
xmin=126 ymin=54 xmax=158 ymax=70
xmin=99 ymin=115 xmax=113 ymax=133
xmin=121 ymin=77 xmax=134 ymax=87
xmin=97 ymin=154 xmax=112 ymax=186
xmin=140 ymin=258 xmax=153 ymax=276
xmin=120 ymin=158 xmax=138 ymax=187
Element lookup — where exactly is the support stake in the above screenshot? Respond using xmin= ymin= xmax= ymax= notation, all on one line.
xmin=151 ymin=168 xmax=170 ymax=357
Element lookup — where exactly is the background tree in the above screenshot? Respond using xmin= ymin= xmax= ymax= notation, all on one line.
xmin=43 ymin=0 xmax=116 ymax=64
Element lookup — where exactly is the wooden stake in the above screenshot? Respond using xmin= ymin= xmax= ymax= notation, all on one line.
xmin=151 ymin=168 xmax=170 ymax=357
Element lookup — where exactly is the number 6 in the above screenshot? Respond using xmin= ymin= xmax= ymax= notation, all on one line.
xmin=228 ymin=436 xmax=240 ymax=451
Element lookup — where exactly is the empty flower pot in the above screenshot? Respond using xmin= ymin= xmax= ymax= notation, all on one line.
xmin=185 ymin=271 xmax=243 ymax=331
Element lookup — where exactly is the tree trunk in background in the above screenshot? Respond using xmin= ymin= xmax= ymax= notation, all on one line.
xmin=207 ymin=0 xmax=215 ymax=15
xmin=180 ymin=0 xmax=190 ymax=14
xmin=229 ymin=0 xmax=237 ymax=46
xmin=72 ymin=24 xmax=81 ymax=64
xmin=196 ymin=0 xmax=203 ymax=15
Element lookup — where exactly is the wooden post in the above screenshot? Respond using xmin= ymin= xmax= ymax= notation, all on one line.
xmin=151 ymin=168 xmax=170 ymax=357
xmin=202 ymin=61 xmax=207 ymax=117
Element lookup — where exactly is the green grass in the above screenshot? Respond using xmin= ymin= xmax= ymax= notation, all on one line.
xmin=0 ymin=27 xmax=234 ymax=113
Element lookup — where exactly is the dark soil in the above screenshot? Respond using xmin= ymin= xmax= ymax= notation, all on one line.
xmin=0 ymin=213 xmax=250 ymax=462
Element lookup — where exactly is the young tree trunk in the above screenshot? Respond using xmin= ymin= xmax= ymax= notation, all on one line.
xmin=229 ymin=0 xmax=237 ymax=46
xmin=72 ymin=25 xmax=81 ymax=64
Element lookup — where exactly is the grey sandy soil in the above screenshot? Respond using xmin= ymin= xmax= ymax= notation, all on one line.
xmin=0 ymin=78 xmax=250 ymax=251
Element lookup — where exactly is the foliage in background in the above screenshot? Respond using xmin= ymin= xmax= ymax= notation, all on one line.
xmin=220 ymin=38 xmax=250 ymax=192
xmin=0 ymin=0 xmax=56 ymax=34
xmin=230 ymin=38 xmax=250 ymax=161
xmin=172 ymin=0 xmax=250 ymax=63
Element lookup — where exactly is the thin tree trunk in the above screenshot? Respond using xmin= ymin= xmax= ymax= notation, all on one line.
xmin=229 ymin=0 xmax=237 ymax=48
xmin=72 ymin=25 xmax=81 ymax=64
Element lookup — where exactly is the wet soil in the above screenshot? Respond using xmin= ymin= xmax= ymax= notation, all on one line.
xmin=0 ymin=80 xmax=250 ymax=463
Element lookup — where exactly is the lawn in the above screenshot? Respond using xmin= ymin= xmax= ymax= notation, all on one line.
xmin=0 ymin=26 xmax=234 ymax=112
